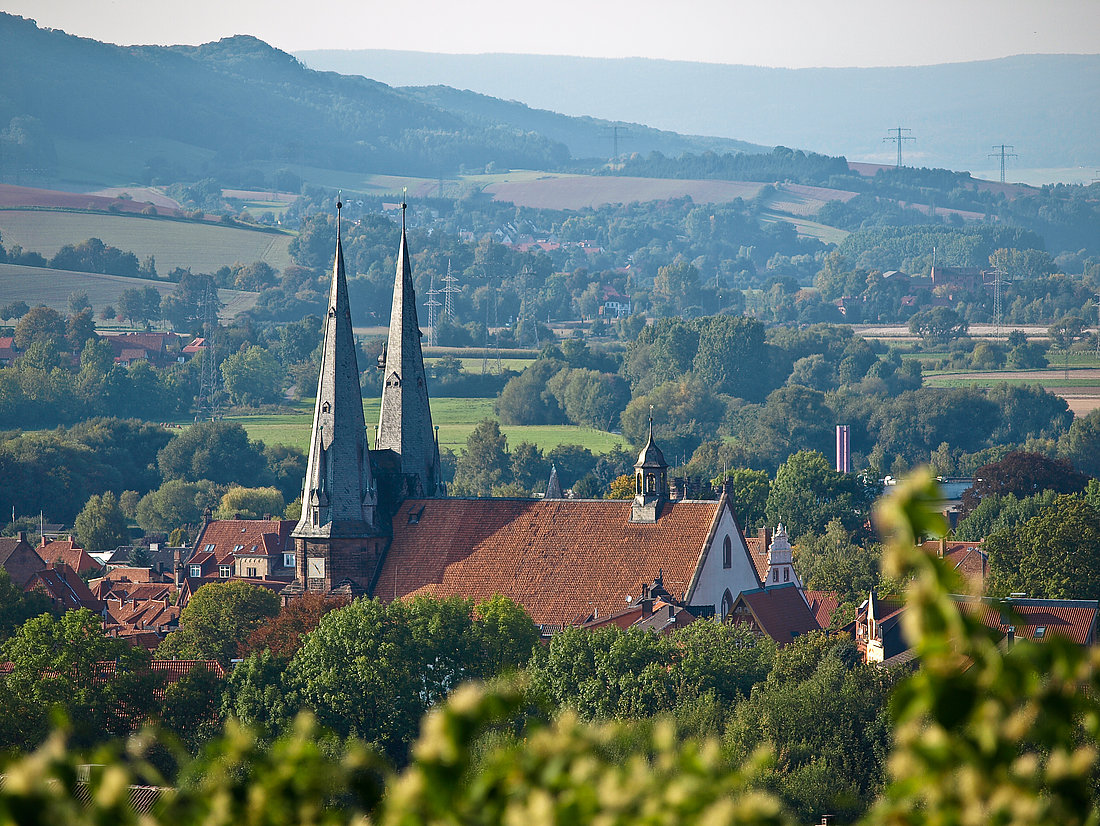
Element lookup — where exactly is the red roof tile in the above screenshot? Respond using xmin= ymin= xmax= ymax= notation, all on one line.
xmin=805 ymin=589 xmax=841 ymax=628
xmin=190 ymin=519 xmax=294 ymax=566
xmin=960 ymin=598 xmax=1098 ymax=645
xmin=376 ymin=499 xmax=724 ymax=626
xmin=26 ymin=563 xmax=103 ymax=612
xmin=731 ymin=585 xmax=821 ymax=645
xmin=37 ymin=538 xmax=102 ymax=576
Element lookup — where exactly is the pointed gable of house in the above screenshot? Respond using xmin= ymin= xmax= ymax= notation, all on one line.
xmin=293 ymin=202 xmax=377 ymax=540
xmin=376 ymin=200 xmax=441 ymax=499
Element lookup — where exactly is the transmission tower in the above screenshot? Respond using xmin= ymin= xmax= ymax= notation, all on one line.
xmin=988 ymin=144 xmax=1018 ymax=184
xmin=441 ymin=259 xmax=460 ymax=318
xmin=196 ymin=281 xmax=220 ymax=420
xmin=493 ymin=285 xmax=502 ymax=373
xmin=883 ymin=127 xmax=915 ymax=168
xmin=424 ymin=270 xmax=442 ymax=347
xmin=519 ymin=264 xmax=540 ymax=348
xmin=602 ymin=125 xmax=631 ymax=162
xmin=983 ymin=267 xmax=1012 ymax=334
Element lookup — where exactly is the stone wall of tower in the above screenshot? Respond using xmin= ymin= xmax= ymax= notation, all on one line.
xmin=296 ymin=535 xmax=388 ymax=595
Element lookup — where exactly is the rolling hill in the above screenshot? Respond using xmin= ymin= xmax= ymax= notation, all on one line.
xmin=296 ymin=49 xmax=1100 ymax=175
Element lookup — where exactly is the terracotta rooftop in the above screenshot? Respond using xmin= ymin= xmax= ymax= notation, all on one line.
xmin=919 ymin=539 xmax=987 ymax=587
xmin=375 ymin=498 xmax=726 ymax=626
xmin=731 ymin=584 xmax=821 ymax=645
xmin=26 ymin=564 xmax=103 ymax=612
xmin=37 ymin=537 xmax=102 ymax=576
xmin=805 ymin=589 xmax=842 ymax=628
xmin=190 ymin=519 xmax=294 ymax=566
xmin=960 ymin=597 xmax=1099 ymax=645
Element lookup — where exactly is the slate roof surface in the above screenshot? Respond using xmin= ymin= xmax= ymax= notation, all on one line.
xmin=733 ymin=584 xmax=821 ymax=645
xmin=376 ymin=498 xmax=723 ymax=626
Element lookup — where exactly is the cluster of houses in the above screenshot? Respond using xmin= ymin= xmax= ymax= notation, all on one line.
xmin=0 ymin=330 xmax=208 ymax=368
xmin=3 ymin=215 xmax=1096 ymax=674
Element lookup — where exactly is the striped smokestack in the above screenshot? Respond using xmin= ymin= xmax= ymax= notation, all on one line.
xmin=836 ymin=425 xmax=851 ymax=473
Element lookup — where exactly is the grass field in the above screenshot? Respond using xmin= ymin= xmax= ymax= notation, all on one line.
xmin=0 ymin=210 xmax=294 ymax=273
xmin=0 ymin=263 xmax=258 ymax=321
xmin=229 ymin=397 xmax=625 ymax=455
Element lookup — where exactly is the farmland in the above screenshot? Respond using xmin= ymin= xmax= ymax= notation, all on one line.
xmin=483 ymin=175 xmax=767 ymax=210
xmin=0 ymin=210 xmax=293 ymax=273
xmin=229 ymin=396 xmax=625 ymax=456
xmin=0 ymin=263 xmax=259 ymax=321
xmin=923 ymin=366 xmax=1100 ymax=417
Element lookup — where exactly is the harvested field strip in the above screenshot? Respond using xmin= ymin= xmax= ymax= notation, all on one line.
xmin=0 ymin=210 xmax=293 ymax=273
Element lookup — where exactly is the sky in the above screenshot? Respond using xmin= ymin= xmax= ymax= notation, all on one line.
xmin=3 ymin=0 xmax=1097 ymax=68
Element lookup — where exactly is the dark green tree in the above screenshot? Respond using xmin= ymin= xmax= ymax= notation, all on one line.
xmin=157 ymin=581 xmax=281 ymax=665
xmin=986 ymin=494 xmax=1100 ymax=599
xmin=765 ymin=450 xmax=870 ymax=538
xmin=73 ymin=491 xmax=129 ymax=553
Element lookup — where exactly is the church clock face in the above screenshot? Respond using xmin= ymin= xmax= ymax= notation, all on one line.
xmin=307 ymin=556 xmax=326 ymax=579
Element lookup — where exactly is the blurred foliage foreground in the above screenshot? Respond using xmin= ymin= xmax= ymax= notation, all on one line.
xmin=2 ymin=471 xmax=1099 ymax=825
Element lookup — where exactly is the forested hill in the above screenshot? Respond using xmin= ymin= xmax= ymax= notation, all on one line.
xmin=297 ymin=49 xmax=1100 ymax=172
xmin=400 ymin=86 xmax=768 ymax=160
xmin=0 ymin=14 xmax=573 ymax=180
xmin=0 ymin=14 xmax=764 ymax=187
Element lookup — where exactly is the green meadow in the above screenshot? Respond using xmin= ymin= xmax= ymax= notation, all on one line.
xmin=229 ymin=397 xmax=625 ymax=455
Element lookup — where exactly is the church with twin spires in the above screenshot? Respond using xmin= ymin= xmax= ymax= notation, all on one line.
xmin=272 ymin=203 xmax=776 ymax=625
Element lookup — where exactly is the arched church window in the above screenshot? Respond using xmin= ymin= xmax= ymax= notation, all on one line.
xmin=723 ymin=535 xmax=732 ymax=569
xmin=721 ymin=589 xmax=734 ymax=620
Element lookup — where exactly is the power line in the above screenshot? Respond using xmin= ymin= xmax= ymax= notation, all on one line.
xmin=424 ymin=269 xmax=442 ymax=348
xmin=988 ymin=144 xmax=1018 ymax=184
xmin=883 ymin=127 xmax=915 ymax=168
xmin=602 ymin=125 xmax=631 ymax=162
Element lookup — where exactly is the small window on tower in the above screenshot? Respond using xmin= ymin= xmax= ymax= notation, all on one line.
xmin=722 ymin=536 xmax=732 ymax=569
xmin=783 ymin=568 xmax=790 ymax=582
xmin=772 ymin=569 xmax=779 ymax=583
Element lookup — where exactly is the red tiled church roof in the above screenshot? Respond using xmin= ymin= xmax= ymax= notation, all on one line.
xmin=376 ymin=498 xmax=725 ymax=626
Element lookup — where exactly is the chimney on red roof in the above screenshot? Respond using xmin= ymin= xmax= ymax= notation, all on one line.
xmin=939 ymin=537 xmax=947 ymax=558
xmin=758 ymin=526 xmax=772 ymax=548
xmin=17 ymin=530 xmax=26 ymax=542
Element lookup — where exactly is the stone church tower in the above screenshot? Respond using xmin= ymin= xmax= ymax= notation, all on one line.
xmin=375 ymin=202 xmax=442 ymax=502
xmin=287 ymin=202 xmax=442 ymax=597
xmin=289 ymin=204 xmax=382 ymax=594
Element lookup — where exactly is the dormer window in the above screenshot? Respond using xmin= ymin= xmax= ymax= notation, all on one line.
xmin=204 ymin=543 xmax=215 ymax=553
xmin=1034 ymin=626 xmax=1046 ymax=638
xmin=232 ymin=544 xmax=245 ymax=553
xmin=189 ymin=565 xmax=201 ymax=578
xmin=219 ymin=565 xmax=231 ymax=578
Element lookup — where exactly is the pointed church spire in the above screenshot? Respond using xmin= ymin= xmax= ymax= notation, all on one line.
xmin=545 ymin=463 xmax=563 ymax=500
xmin=377 ymin=197 xmax=441 ymax=497
xmin=293 ymin=200 xmax=376 ymax=539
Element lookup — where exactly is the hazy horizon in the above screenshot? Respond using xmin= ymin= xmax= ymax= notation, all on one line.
xmin=4 ymin=0 xmax=1098 ymax=70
